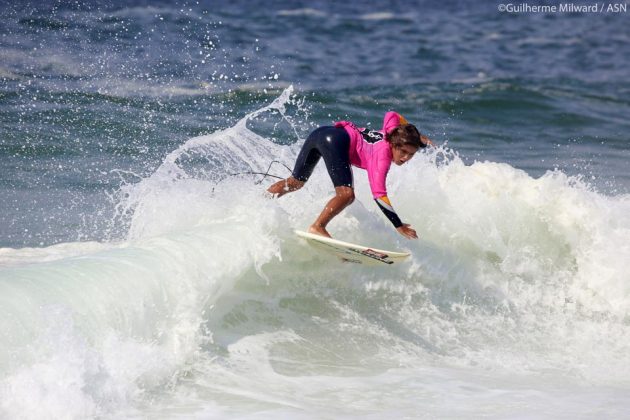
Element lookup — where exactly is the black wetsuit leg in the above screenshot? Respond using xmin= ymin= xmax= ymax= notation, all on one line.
xmin=291 ymin=126 xmax=353 ymax=188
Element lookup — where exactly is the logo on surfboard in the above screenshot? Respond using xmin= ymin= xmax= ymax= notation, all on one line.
xmin=353 ymin=248 xmax=393 ymax=264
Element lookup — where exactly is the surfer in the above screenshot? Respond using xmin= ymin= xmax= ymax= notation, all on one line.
xmin=267 ymin=112 xmax=433 ymax=239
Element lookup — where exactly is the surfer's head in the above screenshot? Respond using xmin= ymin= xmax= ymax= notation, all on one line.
xmin=387 ymin=124 xmax=430 ymax=165
xmin=391 ymin=143 xmax=418 ymax=166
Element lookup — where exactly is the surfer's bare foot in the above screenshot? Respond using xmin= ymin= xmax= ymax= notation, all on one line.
xmin=308 ymin=224 xmax=331 ymax=238
xmin=266 ymin=177 xmax=304 ymax=198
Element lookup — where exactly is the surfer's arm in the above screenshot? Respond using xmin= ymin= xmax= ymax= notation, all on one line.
xmin=421 ymin=134 xmax=435 ymax=147
xmin=375 ymin=196 xmax=403 ymax=228
xmin=382 ymin=111 xmax=408 ymax=134
xmin=369 ymin=151 xmax=416 ymax=238
xmin=374 ymin=195 xmax=418 ymax=239
xmin=374 ymin=196 xmax=417 ymax=239
xmin=369 ymin=156 xmax=403 ymax=228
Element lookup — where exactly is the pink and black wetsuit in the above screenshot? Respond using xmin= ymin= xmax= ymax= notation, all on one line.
xmin=291 ymin=111 xmax=407 ymax=228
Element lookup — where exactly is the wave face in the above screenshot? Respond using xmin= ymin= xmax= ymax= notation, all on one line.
xmin=1 ymin=88 xmax=630 ymax=418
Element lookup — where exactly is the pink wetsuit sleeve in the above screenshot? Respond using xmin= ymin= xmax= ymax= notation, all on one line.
xmin=370 ymin=155 xmax=403 ymax=228
xmin=382 ymin=111 xmax=404 ymax=135
xmin=367 ymin=153 xmax=391 ymax=199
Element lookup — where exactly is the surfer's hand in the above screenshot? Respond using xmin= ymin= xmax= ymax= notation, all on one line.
xmin=397 ymin=224 xmax=418 ymax=239
xmin=420 ymin=134 xmax=434 ymax=147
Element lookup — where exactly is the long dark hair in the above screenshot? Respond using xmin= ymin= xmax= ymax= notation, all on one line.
xmin=386 ymin=124 xmax=423 ymax=149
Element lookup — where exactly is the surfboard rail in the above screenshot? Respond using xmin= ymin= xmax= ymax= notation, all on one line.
xmin=294 ymin=230 xmax=410 ymax=265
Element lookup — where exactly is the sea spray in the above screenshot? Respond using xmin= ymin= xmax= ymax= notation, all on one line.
xmin=1 ymin=88 xmax=630 ymax=419
xmin=0 ymin=89 xmax=303 ymax=418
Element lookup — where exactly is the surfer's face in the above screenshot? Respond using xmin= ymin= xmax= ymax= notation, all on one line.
xmin=392 ymin=145 xmax=418 ymax=166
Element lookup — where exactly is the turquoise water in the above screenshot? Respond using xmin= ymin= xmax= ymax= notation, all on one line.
xmin=1 ymin=2 xmax=630 ymax=418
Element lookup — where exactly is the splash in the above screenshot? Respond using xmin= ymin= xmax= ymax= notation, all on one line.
xmin=2 ymin=88 xmax=630 ymax=419
xmin=113 ymin=85 xmax=303 ymax=240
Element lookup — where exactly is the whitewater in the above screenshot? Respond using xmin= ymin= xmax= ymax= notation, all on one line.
xmin=1 ymin=87 xmax=630 ymax=419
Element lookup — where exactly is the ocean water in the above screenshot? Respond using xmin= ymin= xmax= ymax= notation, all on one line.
xmin=1 ymin=1 xmax=630 ymax=419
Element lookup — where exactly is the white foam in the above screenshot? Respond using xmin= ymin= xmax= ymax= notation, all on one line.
xmin=0 ymin=241 xmax=114 ymax=268
xmin=276 ymin=9 xmax=326 ymax=17
xmin=2 ymin=88 xmax=630 ymax=418
xmin=359 ymin=12 xmax=396 ymax=21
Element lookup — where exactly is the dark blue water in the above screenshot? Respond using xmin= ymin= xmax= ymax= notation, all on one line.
xmin=1 ymin=0 xmax=629 ymax=247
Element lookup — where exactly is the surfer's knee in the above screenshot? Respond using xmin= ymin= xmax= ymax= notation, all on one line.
xmin=335 ymin=186 xmax=355 ymax=204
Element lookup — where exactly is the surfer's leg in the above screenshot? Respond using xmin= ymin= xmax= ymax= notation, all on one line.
xmin=307 ymin=126 xmax=354 ymax=237
xmin=267 ymin=127 xmax=329 ymax=197
xmin=309 ymin=186 xmax=355 ymax=238
xmin=316 ymin=125 xmax=353 ymax=190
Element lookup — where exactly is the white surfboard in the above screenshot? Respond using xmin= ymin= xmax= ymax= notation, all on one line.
xmin=295 ymin=230 xmax=410 ymax=265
